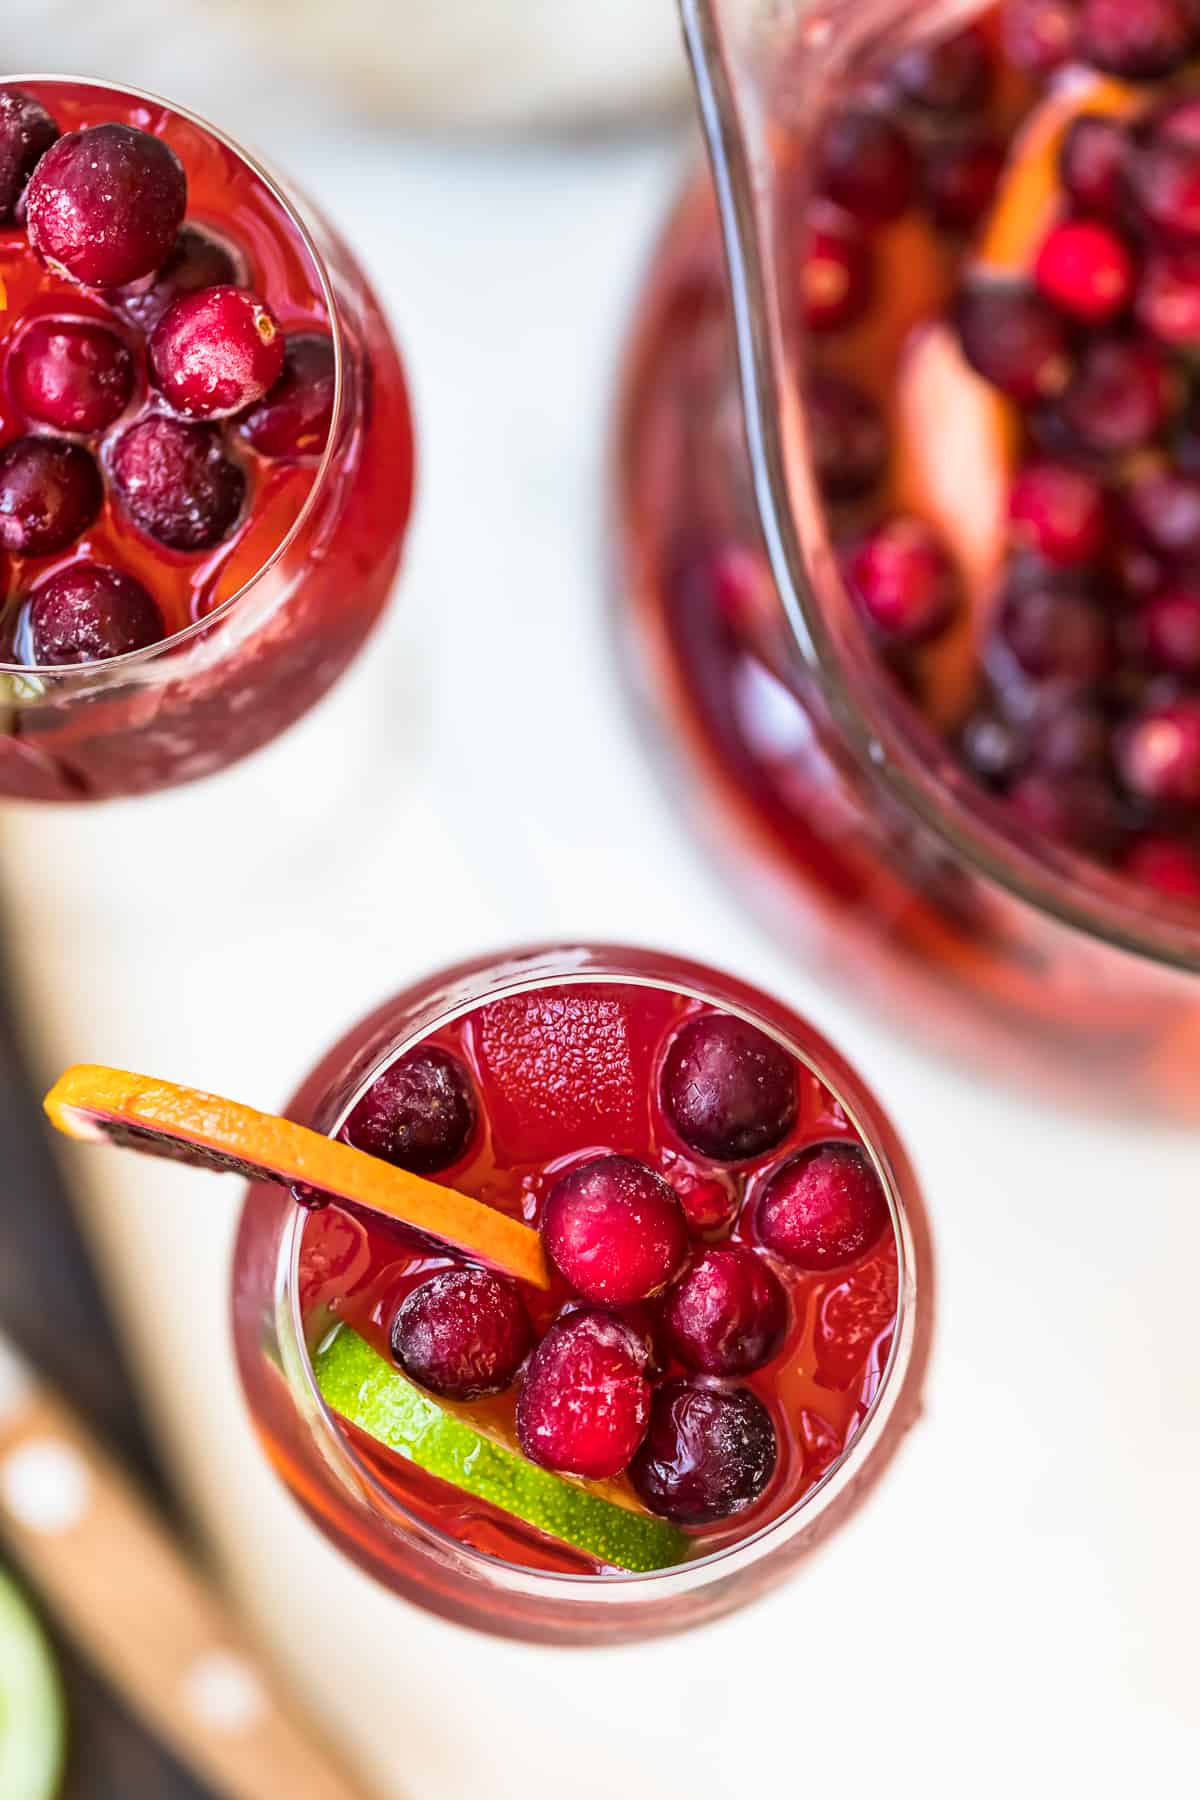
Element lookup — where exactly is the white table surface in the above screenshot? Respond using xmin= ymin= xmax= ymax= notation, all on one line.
xmin=1 ymin=127 xmax=1197 ymax=1798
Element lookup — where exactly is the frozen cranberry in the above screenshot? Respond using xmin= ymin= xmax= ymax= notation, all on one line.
xmin=1117 ymin=697 xmax=1200 ymax=804
xmin=237 ymin=332 xmax=336 ymax=461
xmin=9 ymin=317 xmax=134 ymax=434
xmin=846 ymin=518 xmax=959 ymax=647
xmin=1007 ymin=769 xmax=1124 ymax=851
xmin=992 ymin=579 xmax=1114 ymax=685
xmin=26 ymin=562 xmax=164 ymax=665
xmin=1056 ymin=338 xmax=1172 ymax=456
xmin=1126 ymin=468 xmax=1200 ymax=561
xmin=629 ymin=1380 xmax=777 ymax=1524
xmin=1137 ymin=585 xmax=1200 ymax=675
xmin=0 ymin=436 xmax=102 ymax=557
xmin=891 ymin=24 xmax=993 ymax=112
xmin=1137 ymin=247 xmax=1200 ymax=349
xmin=341 ymin=1046 xmax=476 ymax=1175
xmin=118 ymin=226 xmax=241 ymax=333
xmin=661 ymin=1012 xmax=798 ymax=1163
xmin=1034 ymin=220 xmax=1133 ymax=325
xmin=818 ymin=110 xmax=916 ymax=226
xmin=1002 ymin=0 xmax=1078 ymax=73
xmin=109 ymin=416 xmax=245 ymax=551
xmin=390 ymin=1268 xmax=531 ymax=1401
xmin=557 ymin=1299 xmax=664 ymax=1375
xmin=542 ymin=1155 xmax=687 ymax=1306
xmin=0 ymin=88 xmax=58 ymax=224
xmin=956 ymin=285 xmax=1071 ymax=405
xmin=1077 ymin=0 xmax=1194 ymax=79
xmin=925 ymin=135 xmax=1005 ymax=233
xmin=26 ymin=123 xmax=186 ymax=287
xmin=1009 ymin=461 xmax=1107 ymax=567
xmin=150 ymin=286 xmax=283 ymax=420
xmin=807 ymin=370 xmax=887 ymax=501
xmin=1122 ymin=832 xmax=1200 ymax=897
xmin=802 ymin=207 xmax=872 ymax=333
xmin=661 ymin=1246 xmax=788 ymax=1376
xmin=1060 ymin=114 xmax=1131 ymax=215
xmin=960 ymin=710 xmax=1029 ymax=787
xmin=757 ymin=1141 xmax=888 ymax=1271
xmin=516 ymin=1310 xmax=650 ymax=1480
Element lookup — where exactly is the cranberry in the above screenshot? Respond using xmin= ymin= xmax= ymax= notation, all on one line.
xmin=1060 ymin=114 xmax=1131 ymax=215
xmin=661 ymin=1012 xmax=798 ymax=1163
xmin=237 ymin=332 xmax=336 ymax=460
xmin=1137 ymin=585 xmax=1200 ymax=675
xmin=1117 ymin=697 xmax=1200 ymax=804
xmin=1002 ymin=0 xmax=1078 ymax=74
xmin=26 ymin=123 xmax=186 ymax=287
xmin=0 ymin=436 xmax=102 ymax=557
xmin=341 ymin=1046 xmax=476 ymax=1175
xmin=1031 ymin=700 xmax=1113 ymax=776
xmin=891 ymin=24 xmax=993 ymax=112
xmin=960 ymin=711 xmax=1029 ymax=787
xmin=390 ymin=1268 xmax=531 ymax=1401
xmin=1077 ymin=0 xmax=1195 ymax=79
xmin=1137 ymin=247 xmax=1200 ymax=349
xmin=0 ymin=88 xmax=58 ymax=225
xmin=845 ymin=518 xmax=959 ymax=647
xmin=1153 ymin=95 xmax=1200 ymax=149
xmin=992 ymin=580 xmax=1114 ymax=686
xmin=1006 ymin=769 xmax=1124 ymax=851
xmin=757 ymin=1141 xmax=888 ymax=1272
xmin=629 ymin=1380 xmax=777 ymax=1524
xmin=1122 ymin=832 xmax=1200 ymax=897
xmin=1056 ymin=338 xmax=1172 ymax=456
xmin=818 ymin=110 xmax=916 ymax=226
xmin=1009 ymin=461 xmax=1107 ymax=567
xmin=150 ymin=286 xmax=284 ymax=420
xmin=1034 ymin=220 xmax=1133 ymax=325
xmin=541 ymin=1156 xmax=688 ymax=1306
xmin=9 ymin=317 xmax=134 ymax=434
xmin=1130 ymin=137 xmax=1200 ymax=243
xmin=109 ymin=416 xmax=245 ymax=551
xmin=661 ymin=1246 xmax=788 ymax=1376
xmin=925 ymin=136 xmax=1005 ymax=233
xmin=25 ymin=562 xmax=164 ymax=665
xmin=956 ymin=285 xmax=1071 ymax=405
xmin=807 ymin=370 xmax=887 ymax=501
xmin=802 ymin=207 xmax=872 ymax=334
xmin=118 ymin=226 xmax=241 ymax=333
xmin=1125 ymin=468 xmax=1200 ymax=561
xmin=516 ymin=1311 xmax=650 ymax=1480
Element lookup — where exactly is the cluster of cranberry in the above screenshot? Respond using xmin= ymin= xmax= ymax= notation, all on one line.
xmin=803 ymin=3 xmax=1200 ymax=902
xmin=0 ymin=87 xmax=334 ymax=666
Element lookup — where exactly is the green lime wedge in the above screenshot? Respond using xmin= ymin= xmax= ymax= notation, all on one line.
xmin=314 ymin=1327 xmax=689 ymax=1574
xmin=0 ymin=1570 xmax=65 ymax=1800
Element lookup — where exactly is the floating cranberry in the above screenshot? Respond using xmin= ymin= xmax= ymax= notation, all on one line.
xmin=802 ymin=207 xmax=872 ymax=334
xmin=661 ymin=1246 xmax=788 ymax=1376
xmin=1002 ymin=0 xmax=1079 ymax=74
xmin=992 ymin=579 xmax=1114 ymax=686
xmin=1009 ymin=461 xmax=1107 ymax=567
xmin=1137 ymin=585 xmax=1200 ymax=675
xmin=516 ymin=1310 xmax=650 ymax=1480
xmin=26 ymin=122 xmax=186 ymax=287
xmin=1122 ymin=833 xmax=1200 ymax=897
xmin=956 ymin=285 xmax=1071 ymax=405
xmin=390 ymin=1269 xmax=531 ymax=1401
xmin=9 ymin=317 xmax=134 ymax=434
xmin=817 ymin=110 xmax=916 ymax=226
xmin=25 ymin=562 xmax=164 ymax=665
xmin=1117 ymin=697 xmax=1200 ymax=804
xmin=109 ymin=416 xmax=245 ymax=551
xmin=237 ymin=332 xmax=336 ymax=461
xmin=757 ymin=1141 xmax=889 ymax=1272
xmin=1125 ymin=468 xmax=1200 ymax=561
xmin=925 ymin=136 xmax=1005 ymax=233
xmin=1034 ymin=220 xmax=1133 ymax=325
xmin=1006 ymin=769 xmax=1124 ymax=852
xmin=661 ymin=1012 xmax=798 ymax=1163
xmin=891 ymin=24 xmax=993 ymax=112
xmin=807 ymin=370 xmax=887 ymax=501
xmin=845 ymin=518 xmax=959 ymax=647
xmin=1137 ymin=247 xmax=1200 ymax=349
xmin=541 ymin=1155 xmax=688 ymax=1306
xmin=0 ymin=436 xmax=102 ymax=557
xmin=119 ymin=226 xmax=241 ymax=333
xmin=629 ymin=1380 xmax=777 ymax=1524
xmin=1056 ymin=338 xmax=1172 ymax=456
xmin=0 ymin=88 xmax=58 ymax=225
xmin=341 ymin=1046 xmax=477 ymax=1175
xmin=150 ymin=286 xmax=284 ymax=420
xmin=1153 ymin=94 xmax=1200 ymax=149
xmin=1077 ymin=0 xmax=1195 ymax=80
xmin=1130 ymin=137 xmax=1200 ymax=243
xmin=1060 ymin=114 xmax=1130 ymax=215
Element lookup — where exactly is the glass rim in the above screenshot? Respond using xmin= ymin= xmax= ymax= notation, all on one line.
xmin=678 ymin=0 xmax=1200 ymax=975
xmin=271 ymin=942 xmax=922 ymax=1598
xmin=0 ymin=72 xmax=346 ymax=683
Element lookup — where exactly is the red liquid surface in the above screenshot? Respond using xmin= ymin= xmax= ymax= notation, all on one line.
xmin=299 ymin=981 xmax=900 ymax=1576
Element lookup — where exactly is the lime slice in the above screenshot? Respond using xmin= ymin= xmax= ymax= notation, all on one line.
xmin=0 ymin=1570 xmax=65 ymax=1800
xmin=314 ymin=1327 xmax=689 ymax=1574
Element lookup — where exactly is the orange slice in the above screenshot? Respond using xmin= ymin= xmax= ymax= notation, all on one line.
xmin=44 ymin=1065 xmax=550 ymax=1289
